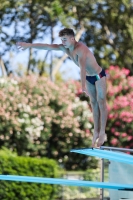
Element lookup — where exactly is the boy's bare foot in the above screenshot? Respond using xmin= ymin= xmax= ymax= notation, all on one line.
xmin=97 ymin=132 xmax=106 ymax=147
xmin=92 ymin=132 xmax=99 ymax=147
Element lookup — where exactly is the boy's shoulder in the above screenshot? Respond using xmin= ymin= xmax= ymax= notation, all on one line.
xmin=76 ymin=42 xmax=88 ymax=50
xmin=75 ymin=42 xmax=89 ymax=55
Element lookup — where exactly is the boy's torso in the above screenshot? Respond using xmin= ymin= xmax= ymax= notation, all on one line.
xmin=65 ymin=42 xmax=102 ymax=76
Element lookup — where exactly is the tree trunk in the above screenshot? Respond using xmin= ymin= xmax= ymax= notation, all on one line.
xmin=27 ymin=48 xmax=33 ymax=75
xmin=49 ymin=24 xmax=54 ymax=81
xmin=39 ymin=51 xmax=50 ymax=76
xmin=0 ymin=57 xmax=7 ymax=77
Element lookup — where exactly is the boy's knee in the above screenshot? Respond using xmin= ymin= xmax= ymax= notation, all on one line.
xmin=90 ymin=98 xmax=98 ymax=106
xmin=97 ymin=95 xmax=105 ymax=104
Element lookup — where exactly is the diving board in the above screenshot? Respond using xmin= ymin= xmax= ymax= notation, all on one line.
xmin=70 ymin=148 xmax=133 ymax=165
xmin=0 ymin=175 xmax=133 ymax=191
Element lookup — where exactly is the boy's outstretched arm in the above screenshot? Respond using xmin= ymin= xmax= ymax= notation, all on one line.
xmin=16 ymin=42 xmax=65 ymax=51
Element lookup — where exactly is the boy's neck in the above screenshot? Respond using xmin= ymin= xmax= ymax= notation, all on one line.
xmin=69 ymin=40 xmax=77 ymax=51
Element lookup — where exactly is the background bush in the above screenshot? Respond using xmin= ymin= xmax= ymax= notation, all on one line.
xmin=0 ymin=148 xmax=61 ymax=200
xmin=0 ymin=76 xmax=97 ymax=170
xmin=0 ymin=65 xmax=132 ymax=172
xmin=105 ymin=66 xmax=133 ymax=149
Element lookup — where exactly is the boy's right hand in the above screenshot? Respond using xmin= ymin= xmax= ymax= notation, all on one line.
xmin=16 ymin=42 xmax=29 ymax=50
xmin=82 ymin=88 xmax=90 ymax=97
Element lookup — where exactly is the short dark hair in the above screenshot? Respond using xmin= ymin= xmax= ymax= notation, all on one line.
xmin=59 ymin=28 xmax=75 ymax=37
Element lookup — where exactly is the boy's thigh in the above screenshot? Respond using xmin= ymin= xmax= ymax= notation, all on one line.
xmin=86 ymin=80 xmax=97 ymax=101
xmin=95 ymin=77 xmax=107 ymax=99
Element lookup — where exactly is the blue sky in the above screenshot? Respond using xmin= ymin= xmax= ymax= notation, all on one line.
xmin=1 ymin=23 xmax=81 ymax=80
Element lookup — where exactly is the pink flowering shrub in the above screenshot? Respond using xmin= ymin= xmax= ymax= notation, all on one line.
xmin=106 ymin=66 xmax=133 ymax=149
xmin=0 ymin=76 xmax=95 ymax=170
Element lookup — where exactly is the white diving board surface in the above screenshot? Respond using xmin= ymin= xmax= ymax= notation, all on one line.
xmin=0 ymin=175 xmax=133 ymax=191
xmin=70 ymin=148 xmax=133 ymax=165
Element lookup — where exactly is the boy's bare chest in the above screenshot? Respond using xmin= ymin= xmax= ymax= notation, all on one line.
xmin=67 ymin=51 xmax=79 ymax=65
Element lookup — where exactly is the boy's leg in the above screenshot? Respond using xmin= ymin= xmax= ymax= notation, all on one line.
xmin=86 ymin=80 xmax=100 ymax=147
xmin=95 ymin=76 xmax=108 ymax=147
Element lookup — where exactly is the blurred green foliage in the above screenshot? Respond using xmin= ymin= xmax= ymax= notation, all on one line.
xmin=0 ymin=148 xmax=61 ymax=200
xmin=1 ymin=0 xmax=133 ymax=75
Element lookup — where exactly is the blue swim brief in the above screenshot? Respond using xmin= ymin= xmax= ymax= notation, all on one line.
xmin=86 ymin=69 xmax=106 ymax=85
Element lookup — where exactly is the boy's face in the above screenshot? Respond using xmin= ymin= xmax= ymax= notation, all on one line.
xmin=60 ymin=35 xmax=74 ymax=48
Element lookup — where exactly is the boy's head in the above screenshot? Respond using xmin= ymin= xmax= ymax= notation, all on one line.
xmin=59 ymin=28 xmax=75 ymax=48
xmin=59 ymin=28 xmax=75 ymax=37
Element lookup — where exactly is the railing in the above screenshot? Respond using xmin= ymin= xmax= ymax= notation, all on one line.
xmin=99 ymin=146 xmax=133 ymax=200
xmin=100 ymin=146 xmax=133 ymax=153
